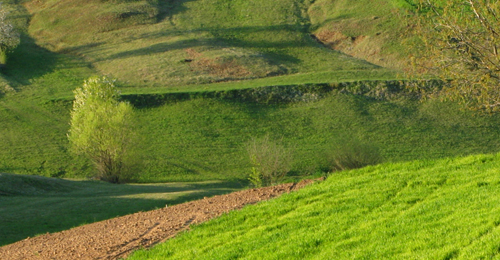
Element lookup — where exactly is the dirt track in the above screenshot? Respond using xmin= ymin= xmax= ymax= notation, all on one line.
xmin=0 ymin=179 xmax=317 ymax=260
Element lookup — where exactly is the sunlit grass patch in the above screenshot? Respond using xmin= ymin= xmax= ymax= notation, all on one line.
xmin=128 ymin=153 xmax=500 ymax=259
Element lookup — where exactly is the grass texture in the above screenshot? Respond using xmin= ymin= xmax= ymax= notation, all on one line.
xmin=129 ymin=153 xmax=500 ymax=259
xmin=2 ymin=89 xmax=500 ymax=182
xmin=0 ymin=0 xmax=411 ymax=97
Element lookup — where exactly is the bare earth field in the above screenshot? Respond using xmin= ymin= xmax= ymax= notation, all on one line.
xmin=0 ymin=179 xmax=317 ymax=260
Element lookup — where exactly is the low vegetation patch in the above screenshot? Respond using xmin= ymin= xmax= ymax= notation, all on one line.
xmin=247 ymin=135 xmax=293 ymax=187
xmin=326 ymin=138 xmax=384 ymax=171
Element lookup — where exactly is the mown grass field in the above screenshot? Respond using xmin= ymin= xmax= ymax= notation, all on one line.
xmin=129 ymin=153 xmax=500 ymax=259
xmin=0 ymin=173 xmax=243 ymax=246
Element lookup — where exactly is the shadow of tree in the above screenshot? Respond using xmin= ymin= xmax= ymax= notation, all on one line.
xmin=155 ymin=0 xmax=195 ymax=23
xmin=2 ymin=34 xmax=92 ymax=89
xmin=104 ymin=24 xmax=307 ymax=65
xmin=1 ymin=35 xmax=56 ymax=86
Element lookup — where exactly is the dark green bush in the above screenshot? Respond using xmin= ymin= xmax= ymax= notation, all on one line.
xmin=328 ymin=140 xmax=384 ymax=171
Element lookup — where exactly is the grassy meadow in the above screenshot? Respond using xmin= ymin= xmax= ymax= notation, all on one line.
xmin=2 ymin=0 xmax=500 ymax=257
xmin=0 ymin=0 xmax=413 ymax=96
xmin=0 ymin=0 xmax=413 ymax=179
xmin=133 ymin=91 xmax=500 ymax=182
xmin=3 ymin=88 xmax=500 ymax=182
xmin=129 ymin=153 xmax=500 ymax=259
xmin=22 ymin=0 xmax=399 ymax=90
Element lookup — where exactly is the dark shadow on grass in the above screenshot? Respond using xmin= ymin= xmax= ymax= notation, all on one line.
xmin=0 ymin=180 xmax=244 ymax=246
xmin=102 ymin=24 xmax=309 ymax=64
xmin=60 ymin=42 xmax=106 ymax=54
xmin=2 ymin=35 xmax=58 ymax=86
xmin=155 ymin=0 xmax=195 ymax=23
xmin=1 ymin=34 xmax=91 ymax=88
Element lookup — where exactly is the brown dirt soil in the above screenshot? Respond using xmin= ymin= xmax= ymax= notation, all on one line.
xmin=0 ymin=179 xmax=320 ymax=260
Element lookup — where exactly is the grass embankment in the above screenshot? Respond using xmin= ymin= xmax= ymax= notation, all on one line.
xmin=129 ymin=153 xmax=500 ymax=259
xmin=306 ymin=0 xmax=415 ymax=70
xmin=133 ymin=90 xmax=500 ymax=182
xmin=2 ymin=85 xmax=500 ymax=181
xmin=0 ymin=173 xmax=243 ymax=246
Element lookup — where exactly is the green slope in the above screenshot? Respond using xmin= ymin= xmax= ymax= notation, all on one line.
xmin=3 ymin=85 xmax=500 ymax=181
xmin=0 ymin=0 xmax=421 ymax=180
xmin=2 ymin=0 xmax=499 ymax=183
xmin=307 ymin=0 xmax=415 ymax=69
xmin=129 ymin=153 xmax=500 ymax=259
xmin=13 ymin=0 xmax=408 ymax=94
xmin=132 ymin=90 xmax=500 ymax=182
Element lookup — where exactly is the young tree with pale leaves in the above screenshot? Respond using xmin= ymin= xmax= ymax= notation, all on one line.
xmin=68 ymin=77 xmax=137 ymax=183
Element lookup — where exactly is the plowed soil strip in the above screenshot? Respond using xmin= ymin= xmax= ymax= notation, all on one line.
xmin=0 ymin=179 xmax=317 ymax=260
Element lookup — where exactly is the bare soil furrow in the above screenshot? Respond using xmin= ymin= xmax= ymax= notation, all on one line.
xmin=0 ymin=179 xmax=317 ymax=260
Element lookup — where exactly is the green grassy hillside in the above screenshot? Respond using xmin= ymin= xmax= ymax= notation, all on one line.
xmin=307 ymin=0 xmax=415 ymax=69
xmin=1 ymin=0 xmax=499 ymax=184
xmin=20 ymin=0 xmax=400 ymax=91
xmin=0 ymin=0 xmax=411 ymax=97
xmin=129 ymin=153 xmax=500 ymax=259
xmin=3 ymin=86 xmax=500 ymax=182
xmin=0 ymin=0 xmax=420 ymax=181
xmin=134 ymin=89 xmax=500 ymax=182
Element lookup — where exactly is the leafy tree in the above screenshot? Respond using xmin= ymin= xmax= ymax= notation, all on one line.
xmin=68 ymin=77 xmax=137 ymax=183
xmin=0 ymin=3 xmax=19 ymax=65
xmin=409 ymin=0 xmax=500 ymax=112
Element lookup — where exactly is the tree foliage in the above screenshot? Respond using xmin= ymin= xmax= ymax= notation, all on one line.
xmin=0 ymin=3 xmax=19 ymax=55
xmin=68 ymin=77 xmax=137 ymax=183
xmin=410 ymin=0 xmax=500 ymax=112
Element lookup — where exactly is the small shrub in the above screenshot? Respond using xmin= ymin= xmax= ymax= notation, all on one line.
xmin=247 ymin=135 xmax=292 ymax=187
xmin=248 ymin=156 xmax=263 ymax=188
xmin=328 ymin=140 xmax=383 ymax=171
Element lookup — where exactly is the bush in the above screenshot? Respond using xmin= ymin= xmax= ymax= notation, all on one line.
xmin=68 ymin=77 xmax=138 ymax=183
xmin=247 ymin=135 xmax=293 ymax=187
xmin=328 ymin=139 xmax=383 ymax=171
